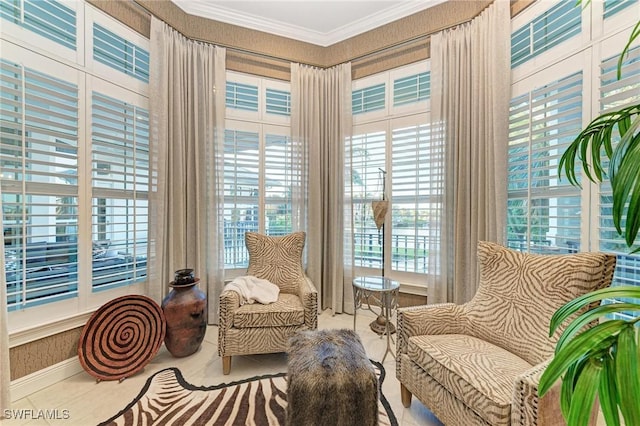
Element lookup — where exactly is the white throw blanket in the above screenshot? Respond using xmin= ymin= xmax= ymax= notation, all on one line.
xmin=223 ymin=275 xmax=280 ymax=305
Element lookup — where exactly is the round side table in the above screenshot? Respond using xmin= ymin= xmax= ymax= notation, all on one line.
xmin=352 ymin=276 xmax=400 ymax=362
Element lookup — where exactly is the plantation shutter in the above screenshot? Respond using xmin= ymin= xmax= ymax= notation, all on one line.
xmin=393 ymin=72 xmax=430 ymax=107
xmin=598 ymin=45 xmax=640 ymax=312
xmin=265 ymin=89 xmax=291 ymax=117
xmin=352 ymin=83 xmax=385 ymax=115
xmin=226 ymin=82 xmax=259 ymax=112
xmin=511 ymin=1 xmax=581 ymax=68
xmin=223 ymin=128 xmax=260 ymax=267
xmin=0 ymin=0 xmax=76 ymax=50
xmin=390 ymin=120 xmax=435 ymax=273
xmin=507 ymin=71 xmax=583 ymax=253
xmin=93 ymin=23 xmax=150 ymax=83
xmin=91 ymin=91 xmax=149 ymax=290
xmin=264 ymin=133 xmax=294 ymax=235
xmin=603 ymin=0 xmax=639 ymax=19
xmin=351 ymin=130 xmax=386 ymax=268
xmin=1 ymin=59 xmax=79 ymax=308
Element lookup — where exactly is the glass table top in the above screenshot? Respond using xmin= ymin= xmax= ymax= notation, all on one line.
xmin=353 ymin=276 xmax=400 ymax=292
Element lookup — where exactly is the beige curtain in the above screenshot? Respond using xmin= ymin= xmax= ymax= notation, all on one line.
xmin=291 ymin=62 xmax=354 ymax=314
xmin=427 ymin=0 xmax=510 ymax=304
xmin=0 ymin=186 xmax=9 ymax=416
xmin=148 ymin=17 xmax=226 ymax=323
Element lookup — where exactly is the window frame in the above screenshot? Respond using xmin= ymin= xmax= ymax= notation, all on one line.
xmin=507 ymin=0 xmax=640 ymax=301
xmin=2 ymin=1 xmax=149 ymax=338
xmin=350 ymin=60 xmax=432 ymax=294
xmin=223 ymin=71 xmax=292 ymax=277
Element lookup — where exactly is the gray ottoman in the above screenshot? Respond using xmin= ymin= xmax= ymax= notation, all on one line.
xmin=286 ymin=329 xmax=378 ymax=426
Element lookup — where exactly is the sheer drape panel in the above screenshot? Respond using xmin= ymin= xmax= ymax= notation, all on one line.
xmin=1 ymin=187 xmax=9 ymax=416
xmin=428 ymin=0 xmax=510 ymax=304
xmin=291 ymin=63 xmax=353 ymax=314
xmin=148 ymin=18 xmax=226 ymax=323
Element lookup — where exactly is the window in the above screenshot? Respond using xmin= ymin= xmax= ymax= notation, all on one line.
xmin=91 ymin=91 xmax=149 ymax=291
xmin=393 ymin=72 xmax=430 ymax=107
xmin=351 ymin=117 xmax=438 ymax=277
xmin=511 ymin=1 xmax=582 ymax=68
xmin=223 ymin=128 xmax=259 ymax=268
xmin=223 ymin=72 xmax=293 ymax=270
xmin=351 ymin=61 xmax=433 ymax=291
xmin=93 ymin=23 xmax=149 ymax=83
xmin=264 ymin=133 xmax=296 ymax=234
xmin=507 ymin=1 xmax=640 ymax=316
xmin=226 ymin=81 xmax=259 ymax=112
xmin=390 ymin=121 xmax=438 ymax=273
xmin=507 ymin=71 xmax=583 ymax=254
xmin=265 ymin=88 xmax=291 ymax=116
xmin=1 ymin=57 xmax=80 ymax=310
xmin=1 ymin=0 xmax=76 ymax=50
xmin=1 ymin=1 xmax=149 ymax=330
xmin=351 ymin=129 xmax=386 ymax=269
xmin=352 ymin=83 xmax=385 ymax=115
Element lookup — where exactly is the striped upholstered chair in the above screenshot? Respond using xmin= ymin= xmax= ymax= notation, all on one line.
xmin=218 ymin=231 xmax=318 ymax=374
xmin=397 ymin=241 xmax=616 ymax=426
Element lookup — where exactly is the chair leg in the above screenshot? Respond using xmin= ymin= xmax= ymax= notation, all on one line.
xmin=222 ymin=356 xmax=231 ymax=375
xmin=401 ymin=383 xmax=412 ymax=407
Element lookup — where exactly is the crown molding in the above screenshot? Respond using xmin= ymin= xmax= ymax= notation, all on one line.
xmin=171 ymin=0 xmax=445 ymax=47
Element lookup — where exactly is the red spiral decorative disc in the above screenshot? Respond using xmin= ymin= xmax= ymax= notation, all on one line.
xmin=78 ymin=295 xmax=166 ymax=381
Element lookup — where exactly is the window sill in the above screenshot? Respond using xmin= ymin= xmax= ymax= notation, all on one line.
xmin=9 ymin=310 xmax=94 ymax=348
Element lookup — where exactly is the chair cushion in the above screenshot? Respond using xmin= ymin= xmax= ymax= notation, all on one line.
xmin=408 ymin=334 xmax=532 ymax=426
xmin=233 ymin=293 xmax=305 ymax=328
xmin=246 ymin=231 xmax=306 ymax=294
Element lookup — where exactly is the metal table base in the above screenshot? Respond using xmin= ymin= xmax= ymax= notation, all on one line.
xmin=353 ymin=276 xmax=400 ymax=362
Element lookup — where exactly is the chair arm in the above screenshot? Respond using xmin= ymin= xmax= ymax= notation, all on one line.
xmin=218 ymin=289 xmax=241 ymax=357
xmin=396 ymin=303 xmax=466 ymax=379
xmin=397 ymin=303 xmax=466 ymax=344
xmin=511 ymin=359 xmax=597 ymax=426
xmin=298 ymin=275 xmax=318 ymax=330
xmin=512 ymin=360 xmax=562 ymax=426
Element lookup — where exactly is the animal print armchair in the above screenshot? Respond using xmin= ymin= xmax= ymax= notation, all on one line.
xmin=218 ymin=231 xmax=318 ymax=374
xmin=397 ymin=241 xmax=616 ymax=425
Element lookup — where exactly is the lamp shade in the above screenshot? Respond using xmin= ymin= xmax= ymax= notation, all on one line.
xmin=372 ymin=200 xmax=389 ymax=230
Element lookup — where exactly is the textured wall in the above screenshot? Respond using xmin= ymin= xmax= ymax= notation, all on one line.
xmin=399 ymin=292 xmax=428 ymax=308
xmin=10 ymin=327 xmax=82 ymax=380
xmin=89 ymin=0 xmax=498 ymax=80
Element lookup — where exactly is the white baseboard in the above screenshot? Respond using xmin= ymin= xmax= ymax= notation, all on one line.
xmin=10 ymin=357 xmax=83 ymax=402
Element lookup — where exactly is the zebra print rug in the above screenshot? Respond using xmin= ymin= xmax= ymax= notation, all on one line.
xmin=100 ymin=360 xmax=398 ymax=426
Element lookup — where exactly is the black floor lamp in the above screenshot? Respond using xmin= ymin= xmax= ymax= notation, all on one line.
xmin=372 ymin=168 xmax=388 ymax=276
xmin=370 ymin=168 xmax=396 ymax=336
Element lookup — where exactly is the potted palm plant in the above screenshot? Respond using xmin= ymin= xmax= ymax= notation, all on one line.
xmin=538 ymin=9 xmax=640 ymax=426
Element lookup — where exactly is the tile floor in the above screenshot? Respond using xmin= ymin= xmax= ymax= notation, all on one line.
xmin=5 ymin=308 xmax=443 ymax=426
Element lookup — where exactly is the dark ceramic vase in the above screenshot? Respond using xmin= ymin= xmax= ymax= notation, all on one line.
xmin=161 ymin=269 xmax=207 ymax=357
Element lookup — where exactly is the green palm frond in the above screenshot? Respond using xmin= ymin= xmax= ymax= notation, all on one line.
xmin=549 ymin=286 xmax=640 ymax=332
xmin=540 ymin=286 xmax=640 ymax=426
xmin=610 ymin=115 xmax=640 ymax=247
xmin=558 ymin=106 xmax=640 ymax=249
xmin=617 ymin=21 xmax=640 ymax=80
